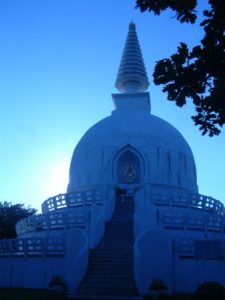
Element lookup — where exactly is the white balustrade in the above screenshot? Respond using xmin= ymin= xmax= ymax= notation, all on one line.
xmin=0 ymin=236 xmax=65 ymax=257
xmin=186 ymin=212 xmax=205 ymax=229
xmin=150 ymin=184 xmax=224 ymax=214
xmin=41 ymin=188 xmax=102 ymax=213
xmin=16 ymin=207 xmax=88 ymax=236
xmin=163 ymin=210 xmax=185 ymax=229
xmin=177 ymin=238 xmax=195 ymax=257
xmin=177 ymin=238 xmax=225 ymax=259
xmin=46 ymin=237 xmax=65 ymax=255
xmin=161 ymin=209 xmax=224 ymax=231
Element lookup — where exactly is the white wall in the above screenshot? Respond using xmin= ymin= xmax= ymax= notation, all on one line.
xmin=0 ymin=228 xmax=89 ymax=294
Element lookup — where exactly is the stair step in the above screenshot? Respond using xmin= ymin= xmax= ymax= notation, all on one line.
xmin=97 ymin=242 xmax=134 ymax=246
xmin=89 ymin=258 xmax=133 ymax=263
xmin=75 ymin=199 xmax=139 ymax=298
xmin=89 ymin=261 xmax=133 ymax=265
xmin=77 ymin=289 xmax=139 ymax=295
xmin=90 ymin=254 xmax=133 ymax=258
xmin=90 ymin=253 xmax=133 ymax=257
xmin=72 ymin=296 xmax=141 ymax=300
xmin=86 ymin=271 xmax=134 ymax=276
xmin=89 ymin=259 xmax=133 ymax=264
xmin=80 ymin=280 xmax=137 ymax=287
xmin=76 ymin=287 xmax=139 ymax=295
xmin=87 ymin=266 xmax=134 ymax=271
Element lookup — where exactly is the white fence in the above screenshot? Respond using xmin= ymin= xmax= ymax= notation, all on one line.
xmin=16 ymin=207 xmax=88 ymax=236
xmin=41 ymin=189 xmax=102 ymax=213
xmin=161 ymin=209 xmax=224 ymax=231
xmin=177 ymin=238 xmax=225 ymax=259
xmin=0 ymin=236 xmax=65 ymax=257
xmin=150 ymin=184 xmax=224 ymax=214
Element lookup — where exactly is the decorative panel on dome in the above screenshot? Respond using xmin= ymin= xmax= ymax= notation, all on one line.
xmin=114 ymin=148 xmax=143 ymax=183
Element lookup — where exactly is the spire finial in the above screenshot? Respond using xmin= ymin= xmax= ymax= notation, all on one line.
xmin=115 ymin=22 xmax=149 ymax=93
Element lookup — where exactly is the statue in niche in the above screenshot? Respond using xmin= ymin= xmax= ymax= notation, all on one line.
xmin=123 ymin=164 xmax=137 ymax=182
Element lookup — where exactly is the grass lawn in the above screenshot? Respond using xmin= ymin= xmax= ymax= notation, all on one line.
xmin=1 ymin=289 xmax=224 ymax=300
xmin=0 ymin=288 xmax=66 ymax=300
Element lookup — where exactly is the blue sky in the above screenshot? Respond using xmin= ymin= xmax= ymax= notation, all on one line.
xmin=1 ymin=0 xmax=225 ymax=211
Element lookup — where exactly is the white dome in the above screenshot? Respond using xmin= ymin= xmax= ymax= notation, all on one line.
xmin=68 ymin=107 xmax=197 ymax=193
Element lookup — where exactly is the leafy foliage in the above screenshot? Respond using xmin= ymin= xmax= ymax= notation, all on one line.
xmin=150 ymin=279 xmax=168 ymax=292
xmin=0 ymin=201 xmax=37 ymax=239
xmin=136 ymin=0 xmax=225 ymax=136
xmin=48 ymin=275 xmax=68 ymax=299
xmin=136 ymin=0 xmax=197 ymax=23
xmin=196 ymin=281 xmax=225 ymax=299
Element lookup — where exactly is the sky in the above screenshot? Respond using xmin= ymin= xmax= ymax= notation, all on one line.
xmin=1 ymin=0 xmax=225 ymax=211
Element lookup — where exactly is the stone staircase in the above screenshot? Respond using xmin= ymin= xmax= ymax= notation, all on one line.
xmin=74 ymin=196 xmax=140 ymax=299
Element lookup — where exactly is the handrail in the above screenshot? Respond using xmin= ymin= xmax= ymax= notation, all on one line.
xmin=161 ymin=208 xmax=224 ymax=231
xmin=16 ymin=206 xmax=88 ymax=236
xmin=0 ymin=236 xmax=65 ymax=258
xmin=150 ymin=184 xmax=224 ymax=215
xmin=41 ymin=188 xmax=102 ymax=213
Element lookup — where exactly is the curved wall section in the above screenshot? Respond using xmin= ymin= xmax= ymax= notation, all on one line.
xmin=0 ymin=228 xmax=89 ymax=294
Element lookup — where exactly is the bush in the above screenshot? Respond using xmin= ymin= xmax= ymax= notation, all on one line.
xmin=48 ymin=276 xmax=68 ymax=299
xmin=196 ymin=281 xmax=225 ymax=299
xmin=143 ymin=279 xmax=168 ymax=300
xmin=150 ymin=279 xmax=168 ymax=292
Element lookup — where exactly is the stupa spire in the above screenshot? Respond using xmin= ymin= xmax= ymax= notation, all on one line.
xmin=115 ymin=22 xmax=149 ymax=93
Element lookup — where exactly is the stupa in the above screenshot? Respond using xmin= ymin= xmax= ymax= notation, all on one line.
xmin=0 ymin=22 xmax=225 ymax=297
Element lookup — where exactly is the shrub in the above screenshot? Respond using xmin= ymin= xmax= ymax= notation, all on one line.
xmin=48 ymin=275 xmax=68 ymax=299
xmin=150 ymin=279 xmax=168 ymax=292
xmin=196 ymin=281 xmax=225 ymax=299
xmin=143 ymin=279 xmax=168 ymax=300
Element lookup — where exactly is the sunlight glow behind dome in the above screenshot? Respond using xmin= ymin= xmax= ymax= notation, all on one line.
xmin=45 ymin=160 xmax=69 ymax=197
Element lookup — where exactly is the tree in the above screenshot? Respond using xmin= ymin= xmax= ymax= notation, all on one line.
xmin=0 ymin=201 xmax=37 ymax=239
xmin=136 ymin=0 xmax=225 ymax=136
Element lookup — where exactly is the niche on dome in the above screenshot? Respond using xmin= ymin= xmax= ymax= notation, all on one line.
xmin=113 ymin=146 xmax=144 ymax=183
